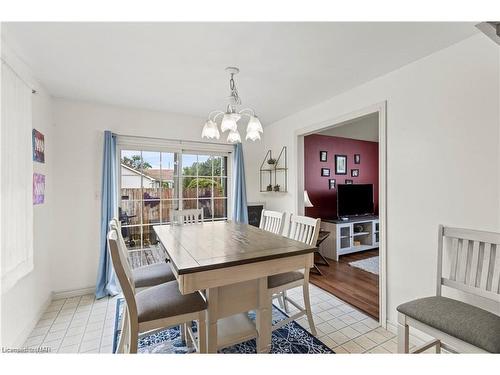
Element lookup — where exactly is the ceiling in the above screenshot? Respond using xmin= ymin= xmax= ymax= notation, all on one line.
xmin=318 ymin=112 xmax=379 ymax=142
xmin=2 ymin=22 xmax=477 ymax=124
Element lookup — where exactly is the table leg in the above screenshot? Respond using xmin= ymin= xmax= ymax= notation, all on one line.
xmin=255 ymin=277 xmax=272 ymax=353
xmin=206 ymin=287 xmax=219 ymax=353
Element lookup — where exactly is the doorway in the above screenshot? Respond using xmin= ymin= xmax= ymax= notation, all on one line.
xmin=295 ymin=102 xmax=387 ymax=326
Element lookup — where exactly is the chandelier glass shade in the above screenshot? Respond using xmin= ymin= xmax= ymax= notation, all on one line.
xmin=201 ymin=67 xmax=263 ymax=143
xmin=220 ymin=113 xmax=240 ymax=133
xmin=201 ymin=120 xmax=220 ymax=140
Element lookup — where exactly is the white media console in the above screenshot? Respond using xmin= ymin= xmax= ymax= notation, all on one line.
xmin=319 ymin=216 xmax=379 ymax=261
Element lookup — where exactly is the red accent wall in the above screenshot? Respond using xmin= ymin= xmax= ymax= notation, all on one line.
xmin=304 ymin=134 xmax=379 ymax=219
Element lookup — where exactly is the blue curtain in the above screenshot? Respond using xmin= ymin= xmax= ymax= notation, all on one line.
xmin=232 ymin=143 xmax=248 ymax=223
xmin=95 ymin=131 xmax=120 ymax=299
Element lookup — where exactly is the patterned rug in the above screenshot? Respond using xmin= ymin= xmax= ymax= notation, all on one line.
xmin=113 ymin=298 xmax=333 ymax=354
xmin=349 ymin=256 xmax=379 ymax=275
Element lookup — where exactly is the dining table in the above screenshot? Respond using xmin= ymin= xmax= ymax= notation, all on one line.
xmin=153 ymin=220 xmax=316 ymax=353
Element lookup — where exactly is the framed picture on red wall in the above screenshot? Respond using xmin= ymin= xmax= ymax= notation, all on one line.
xmin=329 ymin=179 xmax=336 ymax=190
xmin=319 ymin=151 xmax=327 ymax=162
xmin=345 ymin=179 xmax=353 ymax=184
xmin=335 ymin=155 xmax=347 ymax=175
xmin=321 ymin=168 xmax=330 ymax=177
xmin=351 ymin=169 xmax=359 ymax=177
xmin=354 ymin=154 xmax=361 ymax=164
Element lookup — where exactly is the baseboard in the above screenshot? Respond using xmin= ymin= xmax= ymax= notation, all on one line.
xmin=52 ymin=286 xmax=95 ymax=300
xmin=12 ymin=293 xmax=52 ymax=348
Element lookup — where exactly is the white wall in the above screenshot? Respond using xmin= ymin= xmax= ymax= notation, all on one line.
xmin=1 ymin=83 xmax=54 ymax=346
xmin=318 ymin=113 xmax=379 ymax=142
xmin=51 ymin=99 xmax=257 ymax=293
xmin=253 ymin=34 xmax=500 ymax=323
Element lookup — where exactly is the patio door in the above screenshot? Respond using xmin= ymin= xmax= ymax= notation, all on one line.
xmin=118 ymin=148 xmax=229 ymax=267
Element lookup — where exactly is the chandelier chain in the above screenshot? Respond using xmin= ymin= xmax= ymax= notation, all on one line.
xmin=229 ymin=73 xmax=241 ymax=106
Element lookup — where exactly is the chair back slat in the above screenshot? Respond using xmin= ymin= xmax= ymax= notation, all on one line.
xmin=259 ymin=210 xmax=286 ymax=235
xmin=468 ymin=241 xmax=481 ymax=287
xmin=479 ymin=243 xmax=492 ymax=290
xmin=456 ymin=239 xmax=469 ymax=284
xmin=491 ymin=246 xmax=500 ymax=293
xmin=449 ymin=238 xmax=459 ymax=281
xmin=439 ymin=225 xmax=500 ymax=301
xmin=285 ymin=214 xmax=320 ymax=247
xmin=171 ymin=209 xmax=203 ymax=225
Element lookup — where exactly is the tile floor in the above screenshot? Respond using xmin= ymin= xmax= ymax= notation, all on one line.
xmin=24 ymin=284 xmax=427 ymax=354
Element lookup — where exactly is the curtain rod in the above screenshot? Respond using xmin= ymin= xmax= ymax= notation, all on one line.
xmin=113 ymin=132 xmax=235 ymax=148
xmin=1 ymin=57 xmax=37 ymax=94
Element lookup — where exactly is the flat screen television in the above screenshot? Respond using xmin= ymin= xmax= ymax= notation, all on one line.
xmin=337 ymin=184 xmax=374 ymax=218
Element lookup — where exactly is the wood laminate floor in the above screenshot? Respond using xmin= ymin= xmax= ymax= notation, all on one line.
xmin=310 ymin=249 xmax=379 ymax=320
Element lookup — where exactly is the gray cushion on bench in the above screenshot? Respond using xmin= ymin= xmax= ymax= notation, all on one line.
xmin=397 ymin=296 xmax=500 ymax=353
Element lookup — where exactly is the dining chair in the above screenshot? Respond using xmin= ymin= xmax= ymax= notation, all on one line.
xmin=259 ymin=209 xmax=286 ymax=235
xmin=109 ymin=218 xmax=176 ymax=289
xmin=267 ymin=214 xmax=320 ymax=335
xmin=258 ymin=209 xmax=288 ymax=308
xmin=170 ymin=208 xmax=204 ymax=224
xmin=108 ymin=227 xmax=208 ymax=353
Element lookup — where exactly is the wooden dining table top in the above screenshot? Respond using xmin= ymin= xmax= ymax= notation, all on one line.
xmin=153 ymin=221 xmax=316 ymax=275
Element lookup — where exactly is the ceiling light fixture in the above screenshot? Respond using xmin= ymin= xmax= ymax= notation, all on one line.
xmin=201 ymin=67 xmax=263 ymax=143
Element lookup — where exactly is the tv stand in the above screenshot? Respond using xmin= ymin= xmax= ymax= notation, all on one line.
xmin=319 ymin=216 xmax=379 ymax=261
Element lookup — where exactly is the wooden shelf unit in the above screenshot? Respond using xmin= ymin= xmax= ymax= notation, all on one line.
xmin=259 ymin=146 xmax=288 ymax=193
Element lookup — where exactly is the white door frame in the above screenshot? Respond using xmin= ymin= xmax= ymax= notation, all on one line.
xmin=294 ymin=101 xmax=387 ymax=327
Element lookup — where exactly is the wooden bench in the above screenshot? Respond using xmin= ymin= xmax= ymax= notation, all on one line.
xmin=397 ymin=225 xmax=500 ymax=353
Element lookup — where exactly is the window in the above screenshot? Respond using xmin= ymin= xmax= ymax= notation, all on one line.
xmin=118 ymin=147 xmax=230 ymax=266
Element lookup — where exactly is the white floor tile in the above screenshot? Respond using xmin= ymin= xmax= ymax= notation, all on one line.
xmin=369 ymin=345 xmax=391 ymax=354
xmin=328 ymin=331 xmax=350 ymax=346
xmin=353 ymin=335 xmax=378 ymax=350
xmin=350 ymin=321 xmax=373 ymax=334
xmin=342 ymin=340 xmax=365 ymax=353
xmin=364 ymin=330 xmax=389 ymax=345
xmin=79 ymin=339 xmax=101 ymax=353
xmin=339 ymin=326 xmax=362 ymax=340
xmin=26 ymin=286 xmax=393 ymax=355
xmin=59 ymin=344 xmax=80 ymax=353
xmin=333 ymin=346 xmax=349 ymax=354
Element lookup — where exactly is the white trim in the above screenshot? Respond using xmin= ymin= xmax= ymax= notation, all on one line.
xmin=293 ymin=101 xmax=388 ymax=327
xmin=116 ymin=134 xmax=234 ymax=154
xmin=52 ymin=286 xmax=96 ymax=300
xmin=13 ymin=293 xmax=52 ymax=347
xmin=0 ymin=41 xmax=40 ymax=93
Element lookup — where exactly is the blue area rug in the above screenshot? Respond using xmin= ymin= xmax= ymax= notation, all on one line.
xmin=113 ymin=298 xmax=333 ymax=354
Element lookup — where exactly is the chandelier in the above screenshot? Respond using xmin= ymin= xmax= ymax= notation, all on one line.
xmin=201 ymin=67 xmax=263 ymax=143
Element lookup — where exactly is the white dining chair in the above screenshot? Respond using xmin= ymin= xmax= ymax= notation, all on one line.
xmin=109 ymin=218 xmax=176 ymax=289
xmin=170 ymin=208 xmax=204 ymax=224
xmin=267 ymin=214 xmax=320 ymax=335
xmin=108 ymin=227 xmax=208 ymax=353
xmin=259 ymin=209 xmax=286 ymax=235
